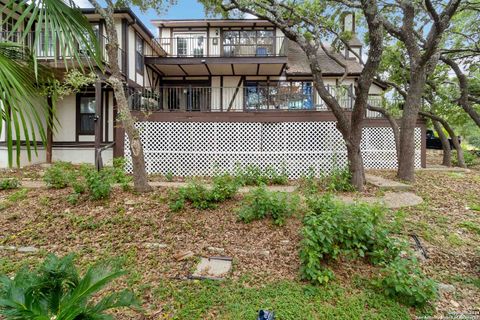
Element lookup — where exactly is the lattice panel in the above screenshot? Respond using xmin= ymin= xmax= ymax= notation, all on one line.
xmin=124 ymin=122 xmax=422 ymax=178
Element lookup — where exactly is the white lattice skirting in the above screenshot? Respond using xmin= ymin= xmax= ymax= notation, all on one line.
xmin=124 ymin=121 xmax=421 ymax=178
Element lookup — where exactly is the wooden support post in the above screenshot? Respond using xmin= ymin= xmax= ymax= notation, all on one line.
xmin=94 ymin=80 xmax=102 ymax=169
xmin=46 ymin=96 xmax=53 ymax=163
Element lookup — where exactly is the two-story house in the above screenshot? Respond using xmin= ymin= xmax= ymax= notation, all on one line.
xmin=0 ymin=6 xmax=426 ymax=177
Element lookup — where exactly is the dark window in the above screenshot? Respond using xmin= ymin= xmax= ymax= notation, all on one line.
xmin=136 ymin=34 xmax=144 ymax=74
xmin=78 ymin=96 xmax=96 ymax=135
xmin=79 ymin=23 xmax=99 ymax=56
xmin=222 ymin=29 xmax=274 ymax=56
xmin=244 ymin=81 xmax=313 ymax=110
xmin=1 ymin=13 xmax=18 ymax=42
xmin=176 ymin=37 xmax=187 ymax=56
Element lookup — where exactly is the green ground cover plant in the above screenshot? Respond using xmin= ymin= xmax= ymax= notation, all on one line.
xmin=299 ymin=167 xmax=354 ymax=195
xmin=0 ymin=178 xmax=19 ymax=190
xmin=42 ymin=159 xmax=132 ymax=202
xmin=237 ymin=185 xmax=300 ymax=226
xmin=169 ymin=174 xmax=240 ymax=212
xmin=234 ymin=164 xmax=289 ymax=186
xmin=153 ymin=278 xmax=411 ymax=320
xmin=299 ymin=195 xmax=437 ymax=307
xmin=374 ymin=257 xmax=438 ymax=307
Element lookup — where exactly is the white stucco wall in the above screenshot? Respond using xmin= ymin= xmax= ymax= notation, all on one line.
xmin=54 ymin=95 xmax=77 ymax=141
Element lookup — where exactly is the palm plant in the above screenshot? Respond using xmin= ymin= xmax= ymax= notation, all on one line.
xmin=1 ymin=0 xmax=101 ymax=167
xmin=0 ymin=254 xmax=138 ymax=319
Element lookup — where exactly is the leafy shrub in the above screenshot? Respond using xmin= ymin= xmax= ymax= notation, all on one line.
xmin=0 ymin=178 xmax=19 ymax=190
xmin=7 ymin=188 xmax=29 ymax=202
xmin=43 ymin=162 xmax=76 ymax=189
xmin=169 ymin=175 xmax=239 ymax=212
xmin=235 ymin=164 xmax=289 ymax=186
xmin=299 ymin=168 xmax=354 ymax=195
xmin=323 ymin=167 xmax=354 ymax=192
xmin=165 ymin=170 xmax=174 ymax=182
xmin=374 ymin=257 xmax=437 ymax=307
xmin=453 ymin=149 xmax=478 ymax=167
xmin=83 ymin=167 xmax=112 ymax=200
xmin=237 ymin=185 xmax=300 ymax=226
xmin=299 ymin=168 xmax=319 ymax=195
xmin=300 ymin=195 xmax=402 ymax=284
xmin=102 ymin=157 xmax=132 ymax=190
xmin=0 ymin=254 xmax=138 ymax=319
xmin=210 ymin=173 xmax=240 ymax=202
xmin=66 ymin=192 xmax=80 ymax=205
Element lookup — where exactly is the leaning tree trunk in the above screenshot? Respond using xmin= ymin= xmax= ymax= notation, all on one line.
xmin=367 ymin=104 xmax=400 ymax=162
xmin=441 ymin=56 xmax=480 ymax=128
xmin=420 ymin=111 xmax=465 ymax=168
xmin=432 ymin=120 xmax=451 ymax=166
xmin=444 ymin=126 xmax=465 ymax=168
xmin=92 ymin=3 xmax=152 ymax=192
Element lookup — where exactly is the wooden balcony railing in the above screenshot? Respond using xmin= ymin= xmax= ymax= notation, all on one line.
xmin=152 ymin=36 xmax=288 ymax=58
xmin=0 ymin=31 xmax=126 ymax=74
xmin=126 ymin=85 xmax=357 ymax=113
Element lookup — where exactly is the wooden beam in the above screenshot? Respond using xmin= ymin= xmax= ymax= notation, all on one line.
xmin=145 ymin=56 xmax=287 ymax=65
xmin=178 ymin=64 xmax=189 ymax=76
xmin=94 ymin=80 xmax=102 ymax=168
xmin=227 ymin=76 xmax=244 ymax=111
xmin=46 ymin=96 xmax=53 ymax=163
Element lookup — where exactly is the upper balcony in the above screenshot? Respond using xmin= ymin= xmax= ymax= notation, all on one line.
xmin=145 ymin=34 xmax=288 ymax=76
xmin=0 ymin=31 xmax=127 ymax=75
xmin=153 ymin=36 xmax=287 ymax=58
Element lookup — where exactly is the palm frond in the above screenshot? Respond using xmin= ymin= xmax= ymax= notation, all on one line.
xmin=0 ymin=42 xmax=48 ymax=167
xmin=4 ymin=0 xmax=103 ymax=72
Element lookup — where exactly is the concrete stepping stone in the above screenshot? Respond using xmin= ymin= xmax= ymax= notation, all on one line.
xmin=383 ymin=192 xmax=423 ymax=208
xmin=365 ymin=174 xmax=411 ymax=191
xmin=191 ymin=256 xmax=232 ymax=280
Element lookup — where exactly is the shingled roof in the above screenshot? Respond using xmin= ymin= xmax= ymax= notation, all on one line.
xmin=286 ymin=41 xmax=363 ymax=76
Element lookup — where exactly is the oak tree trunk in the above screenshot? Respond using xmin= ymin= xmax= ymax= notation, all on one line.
xmin=397 ymin=74 xmax=425 ymax=182
xmin=92 ymin=3 xmax=152 ymax=192
xmin=420 ymin=111 xmax=465 ymax=168
xmin=432 ymin=120 xmax=451 ymax=166
xmin=346 ymin=139 xmax=365 ymax=190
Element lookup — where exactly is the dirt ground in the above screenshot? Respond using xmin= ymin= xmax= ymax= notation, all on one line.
xmin=0 ymin=154 xmax=479 ymax=319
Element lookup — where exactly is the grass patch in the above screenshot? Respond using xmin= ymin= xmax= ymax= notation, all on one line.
xmin=153 ymin=279 xmax=411 ymax=320
xmin=459 ymin=221 xmax=480 ymax=235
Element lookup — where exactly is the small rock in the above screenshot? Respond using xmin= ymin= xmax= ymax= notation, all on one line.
xmin=259 ymin=250 xmax=270 ymax=257
xmin=124 ymin=199 xmax=136 ymax=206
xmin=144 ymin=242 xmax=168 ymax=249
xmin=17 ymin=246 xmax=38 ymax=253
xmin=438 ymin=283 xmax=456 ymax=294
xmin=0 ymin=245 xmax=16 ymax=251
xmin=450 ymin=300 xmax=460 ymax=308
xmin=207 ymin=246 xmax=225 ymax=253
xmin=174 ymin=250 xmax=194 ymax=261
xmin=64 ymin=208 xmax=71 ymax=214
xmin=280 ymin=240 xmax=290 ymax=244
xmin=413 ymin=250 xmax=427 ymax=262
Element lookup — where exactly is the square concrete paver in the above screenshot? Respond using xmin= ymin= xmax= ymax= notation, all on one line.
xmin=191 ymin=257 xmax=232 ymax=280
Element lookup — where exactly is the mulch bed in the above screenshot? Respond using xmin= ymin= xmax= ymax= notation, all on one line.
xmin=1 ymin=165 xmax=479 ymax=318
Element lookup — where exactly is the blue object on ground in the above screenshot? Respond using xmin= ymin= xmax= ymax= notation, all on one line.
xmin=257 ymin=310 xmax=275 ymax=320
